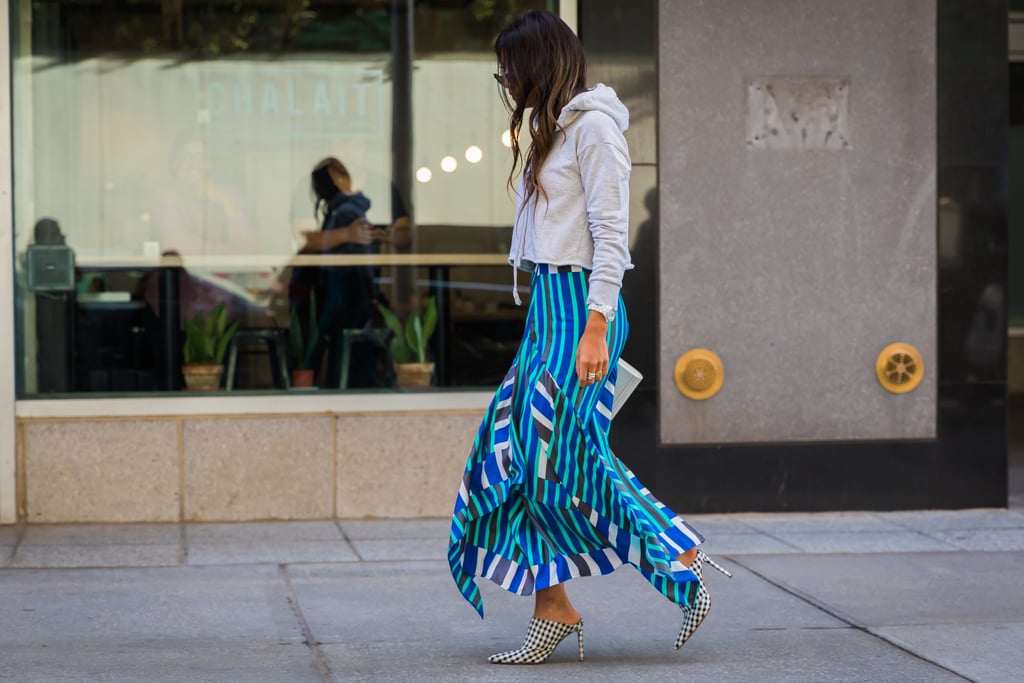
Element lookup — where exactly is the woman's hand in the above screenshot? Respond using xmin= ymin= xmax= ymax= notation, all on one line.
xmin=369 ymin=225 xmax=392 ymax=244
xmin=576 ymin=311 xmax=609 ymax=386
xmin=366 ymin=217 xmax=413 ymax=248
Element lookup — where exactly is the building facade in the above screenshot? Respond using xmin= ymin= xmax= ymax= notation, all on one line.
xmin=0 ymin=0 xmax=1011 ymax=525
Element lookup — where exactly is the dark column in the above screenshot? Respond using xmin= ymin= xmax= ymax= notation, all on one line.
xmin=390 ymin=0 xmax=420 ymax=375
xmin=391 ymin=0 xmax=413 ymax=225
xmin=931 ymin=0 xmax=1009 ymax=504
xmin=160 ymin=267 xmax=182 ymax=391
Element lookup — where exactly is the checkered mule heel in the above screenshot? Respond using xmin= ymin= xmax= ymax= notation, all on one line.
xmin=489 ymin=617 xmax=584 ymax=664
xmin=675 ymin=550 xmax=732 ymax=650
xmin=691 ymin=550 xmax=732 ymax=582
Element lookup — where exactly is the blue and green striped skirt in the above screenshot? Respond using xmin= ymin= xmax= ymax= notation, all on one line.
xmin=448 ymin=265 xmax=705 ymax=617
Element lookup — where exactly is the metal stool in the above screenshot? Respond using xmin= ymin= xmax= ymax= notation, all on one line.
xmin=225 ymin=328 xmax=290 ymax=390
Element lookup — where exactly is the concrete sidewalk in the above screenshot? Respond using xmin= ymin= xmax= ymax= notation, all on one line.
xmin=2 ymin=510 xmax=1023 ymax=682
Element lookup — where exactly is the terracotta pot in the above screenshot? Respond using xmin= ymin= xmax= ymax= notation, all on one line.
xmin=182 ymin=364 xmax=223 ymax=391
xmin=291 ymin=369 xmax=315 ymax=388
xmin=395 ymin=362 xmax=435 ymax=388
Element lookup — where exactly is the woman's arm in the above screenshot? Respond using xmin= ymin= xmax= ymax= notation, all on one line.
xmin=578 ymin=137 xmax=632 ymax=312
xmin=575 ymin=119 xmax=632 ymax=386
xmin=385 ymin=215 xmax=413 ymax=249
xmin=302 ymin=217 xmax=373 ymax=252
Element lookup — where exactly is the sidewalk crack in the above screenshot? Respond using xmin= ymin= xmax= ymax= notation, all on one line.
xmin=279 ymin=564 xmax=334 ymax=683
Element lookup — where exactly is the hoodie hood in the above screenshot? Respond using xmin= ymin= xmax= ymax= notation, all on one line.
xmin=329 ymin=190 xmax=371 ymax=213
xmin=558 ymin=83 xmax=629 ymax=132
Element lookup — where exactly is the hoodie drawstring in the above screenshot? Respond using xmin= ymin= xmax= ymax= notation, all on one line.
xmin=510 ymin=194 xmax=528 ymax=306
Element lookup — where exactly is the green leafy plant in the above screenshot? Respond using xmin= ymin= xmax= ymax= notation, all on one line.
xmin=183 ymin=302 xmax=237 ymax=366
xmin=377 ymin=296 xmax=437 ymax=364
xmin=288 ymin=291 xmax=319 ymax=370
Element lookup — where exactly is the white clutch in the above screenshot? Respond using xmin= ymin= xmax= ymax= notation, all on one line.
xmin=611 ymin=358 xmax=643 ymax=417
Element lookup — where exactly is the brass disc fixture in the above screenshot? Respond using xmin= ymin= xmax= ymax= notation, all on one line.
xmin=875 ymin=343 xmax=924 ymax=394
xmin=674 ymin=349 xmax=724 ymax=400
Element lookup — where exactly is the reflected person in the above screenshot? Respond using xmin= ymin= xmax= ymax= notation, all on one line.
xmin=142 ymin=138 xmax=258 ymax=324
xmin=291 ymin=157 xmax=399 ymax=387
xmin=150 ymin=139 xmax=253 ymax=256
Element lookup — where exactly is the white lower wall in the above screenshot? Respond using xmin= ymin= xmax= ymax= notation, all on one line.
xmin=16 ymin=411 xmax=484 ymax=523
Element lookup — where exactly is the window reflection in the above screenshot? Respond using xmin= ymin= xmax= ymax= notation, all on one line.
xmin=13 ymin=0 xmax=554 ymax=396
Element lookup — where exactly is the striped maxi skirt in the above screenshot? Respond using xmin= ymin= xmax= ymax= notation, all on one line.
xmin=448 ymin=265 xmax=706 ymax=618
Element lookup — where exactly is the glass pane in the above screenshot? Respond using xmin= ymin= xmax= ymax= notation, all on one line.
xmin=12 ymin=0 xmax=553 ymax=396
xmin=1012 ymin=61 xmax=1024 ymax=327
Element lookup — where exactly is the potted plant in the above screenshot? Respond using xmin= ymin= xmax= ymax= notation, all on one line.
xmin=288 ymin=292 xmax=319 ymax=388
xmin=182 ymin=302 xmax=237 ymax=391
xmin=377 ymin=295 xmax=437 ymax=388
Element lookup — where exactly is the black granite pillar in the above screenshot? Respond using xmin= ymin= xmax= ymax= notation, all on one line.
xmin=597 ymin=1 xmax=1008 ymax=512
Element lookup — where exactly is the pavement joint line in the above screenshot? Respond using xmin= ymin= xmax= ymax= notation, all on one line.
xmin=279 ymin=564 xmax=334 ymax=683
xmin=878 ymin=513 xmax=1024 ymax=537
xmin=726 ymin=556 xmax=974 ymax=683
xmin=716 ymin=548 xmax=971 ymax=558
xmin=729 ymin=526 xmax=804 ymax=552
xmin=867 ymin=516 xmax=972 ymax=550
xmin=178 ymin=524 xmax=188 ymax=565
xmin=907 ymin=528 xmax=971 ymax=551
xmin=873 ymin=514 xmax=1024 ymax=550
xmin=897 ymin=528 xmax=958 ymax=548
xmin=1 ymin=549 xmax=1004 ymax=571
xmin=334 ymin=520 xmax=364 ymax=561
xmin=860 ymin=625 xmax=980 ymax=683
xmin=5 ymin=523 xmax=27 ymax=567
xmin=714 ymin=516 xmax=764 ymax=534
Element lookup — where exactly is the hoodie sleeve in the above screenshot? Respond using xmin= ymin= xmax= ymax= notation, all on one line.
xmin=577 ymin=115 xmax=632 ymax=312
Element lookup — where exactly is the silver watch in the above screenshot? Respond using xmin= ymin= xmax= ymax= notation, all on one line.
xmin=588 ymin=303 xmax=616 ymax=323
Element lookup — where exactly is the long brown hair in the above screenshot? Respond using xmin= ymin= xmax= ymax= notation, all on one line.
xmin=311 ymin=157 xmax=350 ymax=224
xmin=495 ymin=10 xmax=587 ymax=206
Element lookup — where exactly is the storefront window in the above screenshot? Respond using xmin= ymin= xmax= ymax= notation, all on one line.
xmin=12 ymin=0 xmax=554 ymax=396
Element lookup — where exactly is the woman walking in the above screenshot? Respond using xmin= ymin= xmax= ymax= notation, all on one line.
xmin=447 ymin=10 xmax=730 ymax=664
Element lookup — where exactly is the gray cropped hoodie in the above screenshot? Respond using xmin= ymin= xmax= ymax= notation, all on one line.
xmin=509 ymin=84 xmax=633 ymax=312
